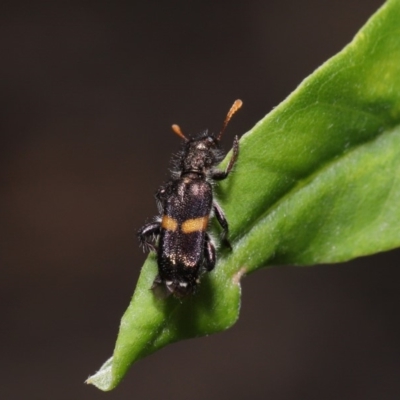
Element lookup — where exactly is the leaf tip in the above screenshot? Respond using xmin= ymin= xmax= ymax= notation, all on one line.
xmin=85 ymin=356 xmax=115 ymax=391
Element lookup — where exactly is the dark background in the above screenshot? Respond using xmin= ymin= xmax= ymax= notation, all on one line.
xmin=1 ymin=1 xmax=399 ymax=399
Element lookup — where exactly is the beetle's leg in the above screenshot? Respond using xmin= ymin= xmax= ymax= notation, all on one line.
xmin=211 ymin=135 xmax=239 ymax=180
xmin=204 ymin=233 xmax=216 ymax=272
xmin=137 ymin=221 xmax=160 ymax=252
xmin=151 ymin=274 xmax=163 ymax=289
xmin=155 ymin=183 xmax=171 ymax=213
xmin=213 ymin=202 xmax=232 ymax=249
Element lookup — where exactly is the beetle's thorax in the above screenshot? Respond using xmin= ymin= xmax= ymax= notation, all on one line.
xmin=180 ymin=134 xmax=222 ymax=176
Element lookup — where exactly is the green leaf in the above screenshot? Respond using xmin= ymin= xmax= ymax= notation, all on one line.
xmin=87 ymin=0 xmax=400 ymax=390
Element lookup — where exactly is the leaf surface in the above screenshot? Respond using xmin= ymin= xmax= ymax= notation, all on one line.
xmin=88 ymin=0 xmax=400 ymax=390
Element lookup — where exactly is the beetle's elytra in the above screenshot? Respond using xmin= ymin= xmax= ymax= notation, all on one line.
xmin=138 ymin=100 xmax=242 ymax=297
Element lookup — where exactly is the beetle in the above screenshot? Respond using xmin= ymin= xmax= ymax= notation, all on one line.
xmin=137 ymin=99 xmax=242 ymax=297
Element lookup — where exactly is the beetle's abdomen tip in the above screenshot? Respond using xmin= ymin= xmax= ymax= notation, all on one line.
xmin=151 ymin=276 xmax=197 ymax=299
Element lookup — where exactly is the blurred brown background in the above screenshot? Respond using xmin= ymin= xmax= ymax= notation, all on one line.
xmin=1 ymin=1 xmax=399 ymax=399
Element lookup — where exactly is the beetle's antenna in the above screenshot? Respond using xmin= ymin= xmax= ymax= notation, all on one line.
xmin=171 ymin=124 xmax=188 ymax=141
xmin=217 ymin=99 xmax=243 ymax=141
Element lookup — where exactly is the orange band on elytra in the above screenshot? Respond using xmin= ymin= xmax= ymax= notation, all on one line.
xmin=181 ymin=217 xmax=209 ymax=234
xmin=161 ymin=215 xmax=178 ymax=231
